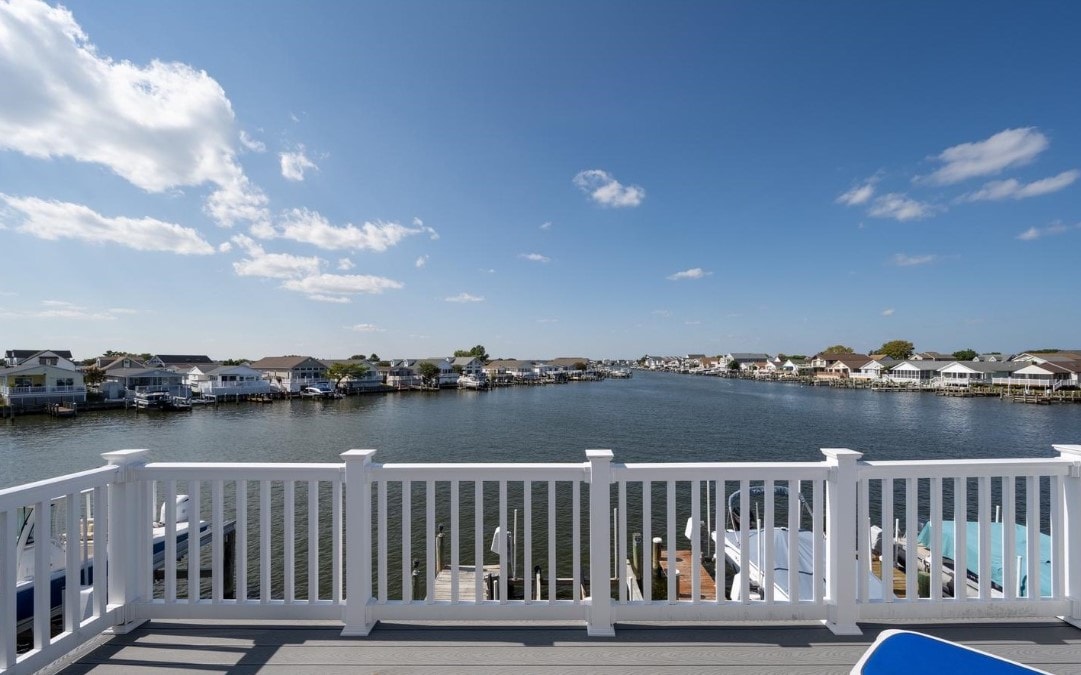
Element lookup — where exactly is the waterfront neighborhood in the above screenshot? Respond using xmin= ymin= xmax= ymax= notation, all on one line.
xmin=3 ymin=346 xmax=1081 ymax=416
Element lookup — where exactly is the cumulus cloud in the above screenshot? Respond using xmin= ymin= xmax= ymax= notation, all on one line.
xmin=0 ymin=300 xmax=130 ymax=321
xmin=882 ymin=308 xmax=895 ymax=317
xmin=962 ymin=170 xmax=1079 ymax=202
xmin=836 ymin=176 xmax=879 ymax=206
xmin=868 ymin=193 xmax=938 ymax=221
xmin=539 ymin=221 xmax=552 ymax=230
xmin=337 ymin=257 xmax=354 ymax=270
xmin=260 ymin=208 xmax=437 ymax=251
xmin=415 ymin=255 xmax=428 ymax=268
xmin=446 ymin=293 xmax=484 ymax=303
xmin=520 ymin=253 xmax=550 ymax=263
xmin=281 ymin=273 xmax=404 ymax=302
xmin=922 ymin=127 xmax=1049 ymax=185
xmin=573 ymin=169 xmax=645 ymax=208
xmin=1 ymin=194 xmax=215 ymax=254
xmin=892 ymin=253 xmax=937 ymax=267
xmin=1017 ymin=221 xmax=1081 ymax=241
xmin=666 ymin=267 xmax=709 ymax=281
xmin=349 ymin=323 xmax=384 ymax=333
xmin=230 ymin=234 xmax=321 ymax=279
xmin=0 ymin=0 xmax=268 ymax=228
xmin=280 ymin=146 xmax=318 ymax=181
xmin=239 ymin=130 xmax=266 ymax=153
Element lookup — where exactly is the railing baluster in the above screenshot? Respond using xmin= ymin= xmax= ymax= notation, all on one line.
xmin=212 ymin=480 xmax=224 ymax=603
xmin=260 ymin=480 xmax=270 ymax=603
xmin=763 ymin=478 xmax=775 ymax=603
xmin=642 ymin=480 xmax=652 ymax=603
xmin=904 ymin=477 xmax=917 ymax=600
xmin=498 ymin=481 xmax=507 ymax=604
xmin=93 ymin=485 xmax=108 ymax=617
xmin=284 ymin=480 xmax=295 ymax=603
xmin=188 ymin=482 xmax=200 ymax=603
xmin=332 ymin=477 xmax=342 ymax=604
xmin=401 ymin=480 xmax=411 ymax=602
xmin=64 ymin=491 xmax=79 ymax=633
xmin=426 ymin=480 xmax=435 ymax=604
xmin=788 ymin=479 xmax=800 ymax=604
xmin=1051 ymin=474 xmax=1064 ymax=598
xmin=738 ymin=479 xmax=750 ymax=604
xmin=236 ymin=480 xmax=248 ymax=602
xmin=666 ymin=480 xmax=676 ymax=603
xmin=690 ymin=479 xmax=700 ymax=603
xmin=1026 ymin=475 xmax=1039 ymax=599
xmin=524 ymin=480 xmax=532 ymax=604
xmin=953 ymin=477 xmax=967 ymax=601
xmin=617 ymin=480 xmax=626 ymax=603
xmin=929 ymin=476 xmax=942 ymax=601
xmin=715 ymin=478 xmax=724 ymax=605
xmin=0 ymin=508 xmax=15 ymax=669
xmin=1003 ymin=476 xmax=1016 ymax=600
xmin=572 ymin=480 xmax=581 ymax=603
xmin=378 ymin=479 xmax=387 ymax=603
xmin=978 ymin=476 xmax=991 ymax=599
xmin=812 ymin=478 xmax=823 ymax=605
xmin=308 ymin=479 xmax=319 ymax=603
xmin=450 ymin=480 xmax=460 ymax=603
xmin=881 ymin=477 xmax=893 ymax=603
xmin=548 ymin=481 xmax=556 ymax=604
xmin=474 ymin=481 xmax=483 ymax=603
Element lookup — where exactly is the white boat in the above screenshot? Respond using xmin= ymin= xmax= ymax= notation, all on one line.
xmin=15 ymin=496 xmax=208 ymax=634
xmin=300 ymin=384 xmax=341 ymax=399
xmin=457 ymin=373 xmax=490 ymax=390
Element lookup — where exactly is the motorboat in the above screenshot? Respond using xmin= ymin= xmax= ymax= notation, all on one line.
xmin=457 ymin=373 xmax=490 ymax=390
xmin=300 ymin=384 xmax=341 ymax=399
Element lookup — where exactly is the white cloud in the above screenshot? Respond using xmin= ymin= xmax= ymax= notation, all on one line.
xmin=0 ymin=300 xmax=131 ymax=321
xmin=881 ymin=308 xmax=895 ymax=317
xmin=230 ymin=234 xmax=322 ymax=279
xmin=573 ymin=169 xmax=645 ymax=208
xmin=280 ymin=146 xmax=318 ymax=181
xmin=1017 ymin=221 xmax=1080 ymax=241
xmin=652 ymin=309 xmax=671 ymax=318
xmin=536 ymin=318 xmax=559 ymax=324
xmin=666 ymin=267 xmax=709 ymax=281
xmin=2 ymin=194 xmax=215 ymax=254
xmin=540 ymin=221 xmax=552 ymax=230
xmin=262 ymin=208 xmax=435 ymax=251
xmin=446 ymin=293 xmax=484 ymax=303
xmin=520 ymin=253 xmax=550 ymax=263
xmin=836 ymin=176 xmax=879 ymax=206
xmin=962 ymin=170 xmax=1079 ymax=202
xmin=868 ymin=193 xmax=937 ymax=221
xmin=218 ymin=241 xmax=233 ymax=253
xmin=415 ymin=255 xmax=428 ymax=268
xmin=337 ymin=257 xmax=355 ymax=270
xmin=923 ymin=127 xmax=1049 ymax=185
xmin=239 ymin=130 xmax=266 ymax=153
xmin=349 ymin=323 xmax=384 ymax=333
xmin=282 ymin=273 xmax=404 ymax=301
xmin=0 ymin=1 xmax=267 ymax=228
xmin=892 ymin=253 xmax=936 ymax=267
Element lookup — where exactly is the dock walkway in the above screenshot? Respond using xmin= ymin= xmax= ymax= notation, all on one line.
xmin=50 ymin=618 xmax=1081 ymax=674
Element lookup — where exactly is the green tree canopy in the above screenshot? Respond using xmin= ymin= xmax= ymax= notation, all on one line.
xmin=573 ymin=361 xmax=588 ymax=371
xmin=416 ymin=361 xmax=442 ymax=386
xmin=82 ymin=366 xmax=106 ymax=387
xmin=453 ymin=345 xmax=489 ymax=361
xmin=326 ymin=362 xmax=370 ymax=388
xmin=821 ymin=345 xmax=855 ymax=355
xmin=952 ymin=348 xmax=978 ymax=361
xmin=876 ymin=340 xmax=915 ymax=360
xmin=222 ymin=358 xmax=248 ymax=366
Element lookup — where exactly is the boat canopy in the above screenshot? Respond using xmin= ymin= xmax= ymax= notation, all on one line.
xmin=916 ymin=521 xmax=1052 ymax=597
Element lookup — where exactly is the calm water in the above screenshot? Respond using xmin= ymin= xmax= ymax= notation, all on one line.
xmin=3 ymin=371 xmax=1080 ymax=488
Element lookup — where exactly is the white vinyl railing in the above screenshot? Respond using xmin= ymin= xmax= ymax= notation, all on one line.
xmin=2 ymin=446 xmax=1080 ymax=674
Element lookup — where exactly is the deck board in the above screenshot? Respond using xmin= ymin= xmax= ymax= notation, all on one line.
xmin=47 ymin=619 xmax=1081 ymax=674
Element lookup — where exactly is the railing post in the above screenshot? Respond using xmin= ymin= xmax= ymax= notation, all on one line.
xmin=102 ymin=448 xmax=149 ymax=634
xmin=341 ymin=449 xmax=377 ymax=636
xmin=821 ymin=448 xmax=863 ymax=636
xmin=586 ymin=449 xmax=615 ymax=637
xmin=1054 ymin=444 xmax=1081 ymax=628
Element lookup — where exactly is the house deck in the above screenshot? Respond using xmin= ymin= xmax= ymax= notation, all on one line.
xmin=50 ymin=619 xmax=1081 ymax=674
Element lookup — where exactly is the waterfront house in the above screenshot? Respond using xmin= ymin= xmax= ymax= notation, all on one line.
xmin=322 ymin=358 xmax=385 ymax=393
xmin=191 ymin=364 xmax=275 ymax=397
xmin=383 ymin=360 xmax=423 ymax=389
xmin=147 ymin=354 xmax=215 ymax=370
xmin=818 ymin=355 xmax=873 ymax=380
xmin=781 ymin=358 xmax=811 ymax=377
xmin=887 ymin=360 xmax=942 ymax=385
xmin=102 ymin=366 xmax=186 ymax=397
xmin=996 ymin=361 xmax=1081 ymax=389
xmin=725 ymin=353 xmax=771 ymax=371
xmin=937 ymin=361 xmax=1025 ymax=388
xmin=484 ymin=359 xmax=536 ymax=382
xmin=0 ymin=359 xmax=86 ymax=407
xmin=855 ymin=357 xmax=897 ymax=381
xmin=974 ymin=353 xmax=1008 ymax=362
xmin=911 ymin=351 xmax=952 ymax=361
xmin=451 ymin=356 xmax=486 ymax=377
xmin=3 ymin=348 xmax=77 ymax=370
xmin=249 ymin=355 xmax=329 ymax=393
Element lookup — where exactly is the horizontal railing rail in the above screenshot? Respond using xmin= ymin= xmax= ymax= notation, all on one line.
xmin=2 ymin=445 xmax=1080 ymax=674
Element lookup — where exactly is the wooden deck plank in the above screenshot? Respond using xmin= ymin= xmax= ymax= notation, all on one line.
xmin=47 ymin=619 xmax=1081 ymax=674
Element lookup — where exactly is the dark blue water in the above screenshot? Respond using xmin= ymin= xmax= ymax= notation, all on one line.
xmin=3 ymin=371 xmax=1079 ymax=488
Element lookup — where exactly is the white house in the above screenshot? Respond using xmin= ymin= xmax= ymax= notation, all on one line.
xmin=249 ymin=356 xmax=329 ymax=393
xmin=995 ymin=361 xmax=1080 ymax=389
xmin=191 ymin=364 xmax=275 ymax=396
xmin=888 ymin=360 xmax=942 ymax=385
xmin=937 ymin=361 xmax=1024 ymax=388
xmin=3 ymin=349 xmax=78 ymax=370
xmin=0 ymin=361 xmax=86 ymax=406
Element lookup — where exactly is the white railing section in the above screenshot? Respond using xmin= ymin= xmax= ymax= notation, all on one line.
xmin=2 ymin=445 xmax=1080 ymax=674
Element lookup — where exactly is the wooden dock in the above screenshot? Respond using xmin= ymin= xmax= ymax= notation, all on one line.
xmin=657 ymin=549 xmax=717 ymax=601
xmin=431 ymin=564 xmax=500 ymax=601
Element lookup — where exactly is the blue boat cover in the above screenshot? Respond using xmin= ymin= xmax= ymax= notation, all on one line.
xmin=854 ymin=630 xmax=1047 ymax=674
xmin=916 ymin=521 xmax=1052 ymax=597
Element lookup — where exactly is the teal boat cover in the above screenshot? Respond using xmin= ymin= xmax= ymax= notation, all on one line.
xmin=916 ymin=521 xmax=1052 ymax=597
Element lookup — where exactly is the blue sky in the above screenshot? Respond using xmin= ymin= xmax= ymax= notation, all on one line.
xmin=1 ymin=1 xmax=1079 ymax=361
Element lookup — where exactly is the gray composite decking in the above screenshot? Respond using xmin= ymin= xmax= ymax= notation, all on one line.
xmin=50 ymin=618 xmax=1081 ymax=674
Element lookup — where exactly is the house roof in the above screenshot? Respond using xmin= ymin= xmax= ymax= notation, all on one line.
xmin=485 ymin=359 xmax=535 ymax=370
xmin=5 ymin=349 xmax=74 ymax=363
xmin=940 ymin=361 xmax=1025 ymax=374
xmin=890 ymin=360 xmax=943 ymax=372
xmin=728 ymin=353 xmax=771 ymax=361
xmin=249 ymin=356 xmax=326 ymax=370
xmin=548 ymin=357 xmax=590 ymax=368
xmin=0 ymin=362 xmax=80 ymax=376
xmin=152 ymin=354 xmax=214 ymax=365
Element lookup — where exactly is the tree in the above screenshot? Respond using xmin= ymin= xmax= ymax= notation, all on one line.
xmin=83 ymin=366 xmax=106 ymax=388
xmin=222 ymin=358 xmax=248 ymax=366
xmin=416 ymin=361 xmax=442 ymax=387
xmin=728 ymin=359 xmax=741 ymax=371
xmin=327 ymin=362 xmax=370 ymax=389
xmin=821 ymin=345 xmax=854 ymax=355
xmin=876 ymin=340 xmax=915 ymax=360
xmin=453 ymin=345 xmax=490 ymax=361
xmin=952 ymin=348 xmax=978 ymax=361
xmin=370 ymin=353 xmax=380 ymax=361
xmin=573 ymin=361 xmax=588 ymax=371
xmin=349 ymin=354 xmax=366 ymax=360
